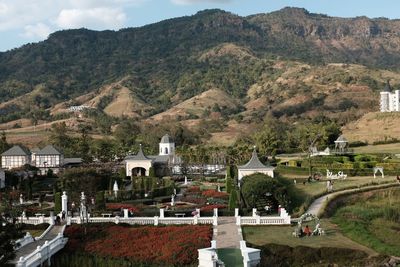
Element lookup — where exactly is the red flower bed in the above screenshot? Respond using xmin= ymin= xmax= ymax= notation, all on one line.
xmin=106 ymin=203 xmax=140 ymax=213
xmin=186 ymin=186 xmax=201 ymax=193
xmin=201 ymin=190 xmax=228 ymax=198
xmin=200 ymin=204 xmax=227 ymax=212
xmin=64 ymin=224 xmax=212 ymax=266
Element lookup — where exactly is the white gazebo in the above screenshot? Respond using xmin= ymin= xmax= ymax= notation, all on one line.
xmin=334 ymin=135 xmax=348 ymax=153
xmin=238 ymin=147 xmax=275 ymax=181
xmin=125 ymin=144 xmax=153 ymax=177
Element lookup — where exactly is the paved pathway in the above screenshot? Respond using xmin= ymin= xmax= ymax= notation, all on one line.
xmin=306 ymin=182 xmax=398 ymax=216
xmin=11 ymin=225 xmax=64 ymax=263
xmin=215 ymin=217 xmax=241 ymax=248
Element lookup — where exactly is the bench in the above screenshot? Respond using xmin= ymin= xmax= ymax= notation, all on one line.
xmin=175 ymin=213 xmax=185 ymax=217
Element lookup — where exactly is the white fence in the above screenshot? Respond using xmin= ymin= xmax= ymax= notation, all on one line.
xmin=16 ymin=233 xmax=68 ymax=267
xmin=15 ymin=224 xmax=54 ymax=251
xmin=236 ymin=208 xmax=291 ymax=226
xmin=68 ymin=216 xmax=216 ymax=226
xmin=240 ymin=241 xmax=261 ymax=267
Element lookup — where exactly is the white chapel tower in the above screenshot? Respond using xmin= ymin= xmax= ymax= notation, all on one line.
xmin=159 ymin=134 xmax=175 ymax=156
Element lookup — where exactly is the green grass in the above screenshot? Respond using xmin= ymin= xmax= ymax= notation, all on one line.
xmin=332 ymin=188 xmax=400 ymax=257
xmin=353 ymin=143 xmax=400 ymax=154
xmin=216 ymin=248 xmax=243 ymax=267
xmin=281 ymin=175 xmax=397 ymax=216
xmin=242 ymin=220 xmax=377 ymax=256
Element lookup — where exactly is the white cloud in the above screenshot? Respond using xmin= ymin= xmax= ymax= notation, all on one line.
xmin=0 ymin=0 xmax=146 ymax=43
xmin=171 ymin=0 xmax=232 ymax=5
xmin=56 ymin=8 xmax=126 ymax=30
xmin=22 ymin=23 xmax=52 ymax=39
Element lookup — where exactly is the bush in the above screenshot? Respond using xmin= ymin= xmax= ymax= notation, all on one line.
xmin=54 ymin=192 xmax=61 ymax=213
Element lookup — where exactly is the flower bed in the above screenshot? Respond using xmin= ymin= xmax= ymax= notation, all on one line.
xmin=200 ymin=204 xmax=227 ymax=212
xmin=63 ymin=223 xmax=212 ymax=266
xmin=201 ymin=189 xmax=228 ymax=198
xmin=105 ymin=203 xmax=140 ymax=213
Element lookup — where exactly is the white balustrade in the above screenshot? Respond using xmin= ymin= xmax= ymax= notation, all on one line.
xmin=16 ymin=233 xmax=68 ymax=267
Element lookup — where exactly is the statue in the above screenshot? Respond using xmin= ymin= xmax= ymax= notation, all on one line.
xmin=171 ymin=194 xmax=175 ymax=206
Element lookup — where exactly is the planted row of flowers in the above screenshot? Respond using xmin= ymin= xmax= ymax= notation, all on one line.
xmin=63 ymin=223 xmax=212 ymax=266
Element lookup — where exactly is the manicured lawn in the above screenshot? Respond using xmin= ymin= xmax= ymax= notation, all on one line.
xmin=353 ymin=143 xmax=400 ymax=154
xmin=287 ymin=175 xmax=396 ymax=198
xmin=242 ymin=220 xmax=377 ymax=256
xmin=217 ymin=248 xmax=243 ymax=267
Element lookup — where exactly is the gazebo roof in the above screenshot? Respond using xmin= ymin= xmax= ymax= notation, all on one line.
xmin=160 ymin=134 xmax=173 ymax=144
xmin=125 ymin=144 xmax=152 ymax=161
xmin=335 ymin=135 xmax=348 ymax=143
xmin=238 ymin=148 xmax=271 ymax=170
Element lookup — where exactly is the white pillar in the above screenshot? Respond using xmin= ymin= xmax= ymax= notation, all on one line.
xmin=160 ymin=208 xmax=165 ymax=218
xmin=211 ymin=240 xmax=216 ymax=249
xmin=123 ymin=209 xmax=129 ymax=218
xmin=252 ymin=208 xmax=257 ymax=217
xmin=256 ymin=215 xmax=261 ymax=225
xmin=61 ymin=191 xmax=68 ymax=214
xmin=236 ymin=216 xmax=241 ymax=226
xmin=213 ymin=216 xmax=218 ymax=226
xmin=154 ymin=216 xmax=159 ymax=226
xmin=194 ymin=216 xmax=198 ymax=225
xmin=196 ymin=208 xmax=200 ymax=217
xmin=213 ymin=208 xmax=218 ymax=217
xmin=235 ymin=208 xmax=239 ymax=217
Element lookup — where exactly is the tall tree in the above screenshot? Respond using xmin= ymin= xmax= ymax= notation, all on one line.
xmin=0 ymin=131 xmax=10 ymax=154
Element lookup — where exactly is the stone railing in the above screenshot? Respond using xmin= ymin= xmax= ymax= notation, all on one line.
xmin=240 ymin=241 xmax=261 ymax=267
xmin=67 ymin=216 xmax=217 ymax=226
xmin=15 ymin=233 xmax=34 ymax=250
xmin=16 ymin=233 xmax=68 ymax=267
xmin=236 ymin=208 xmax=291 ymax=226
xmin=198 ymin=240 xmax=219 ymax=267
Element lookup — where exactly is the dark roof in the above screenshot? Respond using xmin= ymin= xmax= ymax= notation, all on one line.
xmin=238 ymin=148 xmax=272 ymax=170
xmin=36 ymin=145 xmax=62 ymax=155
xmin=1 ymin=145 xmax=30 ymax=156
xmin=149 ymin=155 xmax=170 ymax=163
xmin=383 ymin=80 xmax=392 ymax=92
xmin=125 ymin=145 xmax=152 ymax=161
xmin=63 ymin=158 xmax=83 ymax=165
xmin=335 ymin=135 xmax=348 ymax=143
xmin=160 ymin=134 xmax=173 ymax=144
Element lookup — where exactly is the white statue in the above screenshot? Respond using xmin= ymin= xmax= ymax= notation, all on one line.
xmin=171 ymin=194 xmax=175 ymax=206
xmin=19 ymin=194 xmax=23 ymax=205
xmin=184 ymin=176 xmax=188 ymax=185
xmin=113 ymin=181 xmax=119 ymax=198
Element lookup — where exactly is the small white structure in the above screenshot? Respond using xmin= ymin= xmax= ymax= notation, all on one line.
xmin=159 ymin=134 xmax=175 ymax=156
xmin=113 ymin=181 xmax=119 ymax=198
xmin=310 ymin=147 xmax=331 ymax=157
xmin=61 ymin=191 xmax=68 ymax=214
xmin=373 ymin=167 xmax=384 ymax=178
xmin=380 ymin=80 xmax=400 ymax=112
xmin=334 ymin=135 xmax=348 ymax=153
xmin=238 ymin=147 xmax=274 ymax=181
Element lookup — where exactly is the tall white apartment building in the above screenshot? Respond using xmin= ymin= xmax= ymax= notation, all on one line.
xmin=380 ymin=81 xmax=400 ymax=112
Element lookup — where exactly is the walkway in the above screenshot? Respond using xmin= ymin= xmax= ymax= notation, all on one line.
xmin=215 ymin=217 xmax=241 ymax=249
xmin=10 ymin=225 xmax=65 ymax=264
xmin=306 ymin=182 xmax=398 ymax=216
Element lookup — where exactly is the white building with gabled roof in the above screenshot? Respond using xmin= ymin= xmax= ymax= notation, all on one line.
xmin=238 ymin=147 xmax=275 ymax=181
xmin=1 ymin=145 xmax=31 ymax=169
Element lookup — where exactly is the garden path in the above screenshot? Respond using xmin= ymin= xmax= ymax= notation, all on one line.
xmin=216 ymin=217 xmax=241 ymax=248
xmin=11 ymin=225 xmax=64 ymax=264
xmin=306 ymin=182 xmax=398 ymax=216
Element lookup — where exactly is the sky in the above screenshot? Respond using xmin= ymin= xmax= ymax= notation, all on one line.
xmin=1 ymin=0 xmax=400 ymax=52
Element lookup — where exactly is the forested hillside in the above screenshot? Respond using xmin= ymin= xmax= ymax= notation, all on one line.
xmin=1 ymin=7 xmax=400 ymax=146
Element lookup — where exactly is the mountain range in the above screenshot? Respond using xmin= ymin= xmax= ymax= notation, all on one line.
xmin=1 ymin=7 xmax=400 ymax=145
